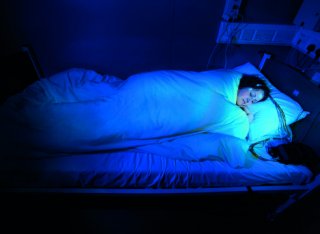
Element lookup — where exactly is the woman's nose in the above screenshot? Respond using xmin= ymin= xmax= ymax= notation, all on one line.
xmin=246 ymin=97 xmax=253 ymax=105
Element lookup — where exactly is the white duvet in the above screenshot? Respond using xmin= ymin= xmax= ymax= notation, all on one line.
xmin=0 ymin=68 xmax=250 ymax=166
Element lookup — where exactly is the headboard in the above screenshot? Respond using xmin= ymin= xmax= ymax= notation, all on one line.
xmin=262 ymin=59 xmax=320 ymax=156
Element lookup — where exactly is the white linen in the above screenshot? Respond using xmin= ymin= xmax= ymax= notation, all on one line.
xmin=0 ymin=67 xmax=313 ymax=187
xmin=135 ymin=132 xmax=250 ymax=168
xmin=0 ymin=68 xmax=249 ymax=155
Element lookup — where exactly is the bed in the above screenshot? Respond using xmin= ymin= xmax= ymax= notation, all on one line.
xmin=1 ymin=60 xmax=319 ymax=219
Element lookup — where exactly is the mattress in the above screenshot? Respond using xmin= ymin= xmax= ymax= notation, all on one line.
xmin=0 ymin=149 xmax=312 ymax=189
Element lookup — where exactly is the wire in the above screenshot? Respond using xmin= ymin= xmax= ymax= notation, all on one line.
xmin=269 ymin=96 xmax=292 ymax=141
xmin=206 ymin=43 xmax=220 ymax=70
xmin=206 ymin=13 xmax=247 ymax=69
xmin=249 ymin=96 xmax=292 ymax=161
xmin=206 ymin=19 xmax=234 ymax=69
xmin=224 ymin=43 xmax=229 ymax=69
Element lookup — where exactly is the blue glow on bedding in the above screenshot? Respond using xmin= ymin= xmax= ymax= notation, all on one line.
xmin=0 ymin=66 xmax=314 ymax=189
xmin=0 ymin=68 xmax=249 ymax=155
xmin=0 ymin=149 xmax=312 ymax=188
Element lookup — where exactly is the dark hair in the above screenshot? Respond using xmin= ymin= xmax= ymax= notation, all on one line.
xmin=241 ymin=74 xmax=292 ymax=144
xmin=239 ymin=74 xmax=270 ymax=102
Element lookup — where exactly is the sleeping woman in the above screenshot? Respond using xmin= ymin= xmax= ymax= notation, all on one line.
xmin=0 ymin=68 xmax=270 ymax=157
xmin=237 ymin=74 xmax=270 ymax=122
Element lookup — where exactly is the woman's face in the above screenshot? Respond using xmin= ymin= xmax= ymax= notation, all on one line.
xmin=237 ymin=88 xmax=265 ymax=107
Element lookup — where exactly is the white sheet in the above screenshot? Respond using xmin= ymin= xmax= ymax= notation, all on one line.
xmin=0 ymin=68 xmax=249 ymax=155
xmin=135 ymin=132 xmax=250 ymax=168
xmin=0 ymin=149 xmax=312 ymax=188
xmin=0 ymin=68 xmax=313 ymax=188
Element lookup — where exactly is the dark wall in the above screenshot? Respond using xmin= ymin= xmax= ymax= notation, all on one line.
xmin=1 ymin=0 xmax=302 ymax=78
xmin=1 ymin=0 xmax=224 ymax=78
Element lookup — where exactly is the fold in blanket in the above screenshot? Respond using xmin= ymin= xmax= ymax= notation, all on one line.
xmin=0 ymin=68 xmax=249 ymax=155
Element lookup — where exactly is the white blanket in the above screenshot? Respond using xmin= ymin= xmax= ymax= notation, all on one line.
xmin=0 ymin=68 xmax=249 ymax=157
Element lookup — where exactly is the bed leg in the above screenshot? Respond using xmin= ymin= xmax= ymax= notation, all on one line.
xmin=267 ymin=193 xmax=300 ymax=221
xmin=268 ymin=174 xmax=320 ymax=221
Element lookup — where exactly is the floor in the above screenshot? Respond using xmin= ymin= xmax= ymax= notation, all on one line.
xmin=1 ymin=188 xmax=320 ymax=234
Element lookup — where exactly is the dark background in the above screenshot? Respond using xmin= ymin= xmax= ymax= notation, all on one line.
xmin=0 ymin=0 xmax=306 ymax=102
xmin=1 ymin=1 xmax=320 ymax=233
xmin=1 ymin=0 xmax=303 ymax=78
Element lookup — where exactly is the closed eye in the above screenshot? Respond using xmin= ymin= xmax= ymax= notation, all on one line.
xmin=250 ymin=91 xmax=258 ymax=103
xmin=250 ymin=91 xmax=256 ymax=98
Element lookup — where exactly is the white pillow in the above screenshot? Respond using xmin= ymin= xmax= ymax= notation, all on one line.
xmin=233 ymin=62 xmax=309 ymax=143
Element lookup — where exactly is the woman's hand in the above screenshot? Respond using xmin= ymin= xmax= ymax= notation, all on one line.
xmin=243 ymin=107 xmax=254 ymax=123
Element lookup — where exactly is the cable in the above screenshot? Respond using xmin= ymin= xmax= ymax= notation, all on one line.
xmin=206 ymin=43 xmax=220 ymax=70
xmin=206 ymin=15 xmax=242 ymax=69
xmin=206 ymin=20 xmax=234 ymax=69
xmin=249 ymin=95 xmax=292 ymax=161
xmin=269 ymin=96 xmax=292 ymax=141
xmin=224 ymin=42 xmax=229 ymax=69
xmin=206 ymin=13 xmax=247 ymax=69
